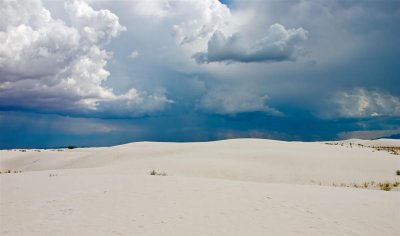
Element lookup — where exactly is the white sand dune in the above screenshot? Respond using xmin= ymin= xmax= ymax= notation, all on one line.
xmin=1 ymin=139 xmax=400 ymax=235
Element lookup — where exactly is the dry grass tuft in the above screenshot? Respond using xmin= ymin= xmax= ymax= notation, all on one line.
xmin=373 ymin=146 xmax=400 ymax=155
xmin=149 ymin=169 xmax=167 ymax=176
xmin=379 ymin=182 xmax=392 ymax=191
xmin=328 ymin=180 xmax=400 ymax=191
xmin=0 ymin=170 xmax=22 ymax=174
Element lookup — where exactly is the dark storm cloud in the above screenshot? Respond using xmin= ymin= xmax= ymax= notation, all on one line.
xmin=3 ymin=109 xmax=399 ymax=148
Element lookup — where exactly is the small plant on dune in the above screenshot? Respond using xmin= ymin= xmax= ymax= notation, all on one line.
xmin=0 ymin=170 xmax=21 ymax=174
xmin=373 ymin=146 xmax=400 ymax=155
xmin=396 ymin=170 xmax=400 ymax=176
xmin=379 ymin=182 xmax=392 ymax=191
xmin=329 ymin=180 xmax=399 ymax=191
xmin=149 ymin=169 xmax=167 ymax=176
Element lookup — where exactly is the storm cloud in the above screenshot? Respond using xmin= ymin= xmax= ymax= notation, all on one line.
xmin=1 ymin=0 xmax=400 ymax=148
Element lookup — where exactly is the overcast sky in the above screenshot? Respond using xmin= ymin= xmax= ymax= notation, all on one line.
xmin=1 ymin=0 xmax=399 ymax=148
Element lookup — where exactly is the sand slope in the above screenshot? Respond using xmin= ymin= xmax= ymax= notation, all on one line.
xmin=1 ymin=139 xmax=400 ymax=235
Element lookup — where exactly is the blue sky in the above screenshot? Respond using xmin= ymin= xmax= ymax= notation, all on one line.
xmin=1 ymin=0 xmax=400 ymax=148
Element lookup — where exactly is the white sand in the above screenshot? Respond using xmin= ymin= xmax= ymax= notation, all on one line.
xmin=1 ymin=139 xmax=399 ymax=235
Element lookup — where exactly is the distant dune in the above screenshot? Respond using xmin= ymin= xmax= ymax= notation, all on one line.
xmin=1 ymin=139 xmax=399 ymax=235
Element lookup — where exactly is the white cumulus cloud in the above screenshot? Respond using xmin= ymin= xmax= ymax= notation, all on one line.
xmin=332 ymin=88 xmax=400 ymax=118
xmin=130 ymin=0 xmax=232 ymax=46
xmin=128 ymin=50 xmax=139 ymax=59
xmin=0 ymin=0 xmax=171 ymax=115
xmin=193 ymin=24 xmax=308 ymax=64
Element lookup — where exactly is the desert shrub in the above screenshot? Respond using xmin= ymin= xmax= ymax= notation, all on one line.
xmin=379 ymin=182 xmax=392 ymax=191
xmin=0 ymin=170 xmax=21 ymax=174
xmin=396 ymin=170 xmax=400 ymax=176
xmin=373 ymin=146 xmax=400 ymax=155
xmin=149 ymin=169 xmax=167 ymax=176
